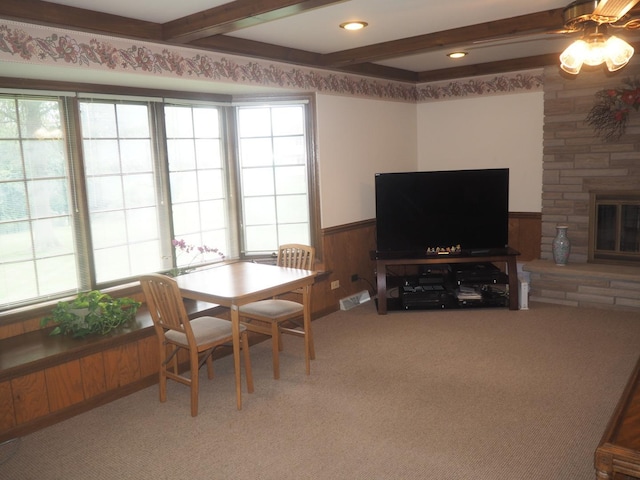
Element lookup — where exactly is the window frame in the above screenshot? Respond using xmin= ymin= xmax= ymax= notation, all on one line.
xmin=0 ymin=79 xmax=320 ymax=312
xmin=232 ymin=95 xmax=319 ymax=258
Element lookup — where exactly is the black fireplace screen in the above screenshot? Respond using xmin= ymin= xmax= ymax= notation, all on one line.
xmin=592 ymin=195 xmax=640 ymax=264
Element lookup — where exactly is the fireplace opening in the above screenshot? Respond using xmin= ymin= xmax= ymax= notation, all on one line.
xmin=590 ymin=193 xmax=640 ymax=265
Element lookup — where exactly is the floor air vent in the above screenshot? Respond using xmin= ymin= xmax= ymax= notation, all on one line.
xmin=339 ymin=290 xmax=371 ymax=311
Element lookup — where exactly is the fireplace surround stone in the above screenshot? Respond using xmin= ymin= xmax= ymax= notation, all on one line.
xmin=524 ymin=259 xmax=640 ymax=311
xmin=531 ymin=65 xmax=640 ymax=312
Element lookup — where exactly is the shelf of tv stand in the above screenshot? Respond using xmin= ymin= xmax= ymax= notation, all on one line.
xmin=371 ymin=247 xmax=520 ymax=314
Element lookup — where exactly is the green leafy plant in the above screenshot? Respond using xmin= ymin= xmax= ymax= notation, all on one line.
xmin=41 ymin=290 xmax=141 ymax=338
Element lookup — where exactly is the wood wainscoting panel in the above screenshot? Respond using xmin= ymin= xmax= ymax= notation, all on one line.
xmin=137 ymin=335 xmax=159 ymax=379
xmin=44 ymin=360 xmax=85 ymax=411
xmin=80 ymin=352 xmax=107 ymax=399
xmin=0 ymin=322 xmax=25 ymax=341
xmin=508 ymin=212 xmax=541 ymax=262
xmin=0 ymin=381 xmax=15 ymax=431
xmin=103 ymin=343 xmax=141 ymax=390
xmin=319 ymin=220 xmax=377 ymax=315
xmin=316 ymin=215 xmax=542 ymax=315
xmin=11 ymin=371 xmax=49 ymax=424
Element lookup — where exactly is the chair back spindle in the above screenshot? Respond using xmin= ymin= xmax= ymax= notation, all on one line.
xmin=142 ymin=274 xmax=192 ymax=340
xmin=277 ymin=244 xmax=315 ymax=270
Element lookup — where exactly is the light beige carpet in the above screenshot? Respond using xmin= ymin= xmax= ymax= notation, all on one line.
xmin=1 ymin=301 xmax=640 ymax=480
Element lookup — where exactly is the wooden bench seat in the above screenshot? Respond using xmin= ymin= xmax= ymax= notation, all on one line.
xmin=0 ymin=299 xmax=221 ymax=443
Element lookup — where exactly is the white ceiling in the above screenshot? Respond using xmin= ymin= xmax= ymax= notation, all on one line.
xmin=22 ymin=0 xmax=574 ymax=72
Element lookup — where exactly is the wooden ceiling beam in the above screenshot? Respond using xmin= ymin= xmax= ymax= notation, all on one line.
xmin=163 ymin=0 xmax=347 ymax=43
xmin=191 ymin=35 xmax=323 ymax=65
xmin=415 ymin=35 xmax=640 ymax=83
xmin=337 ymin=64 xmax=420 ymax=83
xmin=191 ymin=34 xmax=420 ymax=83
xmin=417 ymin=53 xmax=561 ymax=83
xmin=319 ymin=9 xmax=566 ymax=68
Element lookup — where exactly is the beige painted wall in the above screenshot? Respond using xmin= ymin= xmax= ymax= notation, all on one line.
xmin=315 ymin=90 xmax=544 ymax=229
xmin=416 ymin=91 xmax=544 ymax=213
xmin=316 ymin=94 xmax=417 ymax=228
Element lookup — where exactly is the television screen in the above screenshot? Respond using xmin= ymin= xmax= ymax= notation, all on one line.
xmin=375 ymin=168 xmax=509 ymax=254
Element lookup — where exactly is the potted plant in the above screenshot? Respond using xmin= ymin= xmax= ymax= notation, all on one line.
xmin=41 ymin=290 xmax=141 ymax=338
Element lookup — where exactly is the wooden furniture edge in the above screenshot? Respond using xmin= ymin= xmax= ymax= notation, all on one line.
xmin=372 ymin=248 xmax=520 ymax=314
xmin=595 ymin=354 xmax=640 ymax=479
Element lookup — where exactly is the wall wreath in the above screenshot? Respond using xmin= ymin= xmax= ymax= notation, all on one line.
xmin=586 ymin=78 xmax=640 ymax=142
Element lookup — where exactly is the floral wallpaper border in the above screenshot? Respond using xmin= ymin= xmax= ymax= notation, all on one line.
xmin=417 ymin=71 xmax=544 ymax=101
xmin=0 ymin=19 xmax=543 ymax=102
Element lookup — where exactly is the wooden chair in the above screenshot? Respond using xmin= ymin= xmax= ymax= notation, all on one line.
xmin=239 ymin=244 xmax=315 ymax=379
xmin=140 ymin=274 xmax=253 ymax=416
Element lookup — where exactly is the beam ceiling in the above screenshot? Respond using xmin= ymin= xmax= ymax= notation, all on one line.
xmin=1 ymin=0 xmax=640 ymax=82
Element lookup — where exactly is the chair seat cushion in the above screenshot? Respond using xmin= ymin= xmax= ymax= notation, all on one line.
xmin=240 ymin=299 xmax=303 ymax=318
xmin=165 ymin=316 xmax=245 ymax=347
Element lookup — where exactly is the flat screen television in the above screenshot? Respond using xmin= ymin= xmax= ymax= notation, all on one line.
xmin=375 ymin=168 xmax=509 ymax=255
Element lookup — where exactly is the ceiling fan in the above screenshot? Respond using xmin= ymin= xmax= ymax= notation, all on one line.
xmin=558 ymin=0 xmax=640 ymax=33
xmin=556 ymin=0 xmax=640 ymax=73
xmin=456 ymin=0 xmax=640 ymax=74
xmin=472 ymin=1 xmax=640 ymax=48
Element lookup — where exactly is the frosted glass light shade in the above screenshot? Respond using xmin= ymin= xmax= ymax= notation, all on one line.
xmin=560 ymin=34 xmax=634 ymax=74
xmin=582 ymin=36 xmax=607 ymax=66
xmin=560 ymin=39 xmax=588 ymax=74
xmin=604 ymin=36 xmax=634 ymax=71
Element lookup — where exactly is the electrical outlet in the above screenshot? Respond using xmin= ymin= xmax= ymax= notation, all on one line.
xmin=331 ymin=280 xmax=340 ymax=290
xmin=351 ymin=274 xmax=359 ymax=282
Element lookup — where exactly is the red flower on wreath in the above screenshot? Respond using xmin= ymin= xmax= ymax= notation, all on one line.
xmin=621 ymin=88 xmax=640 ymax=105
xmin=586 ymin=79 xmax=640 ymax=141
xmin=614 ymin=109 xmax=629 ymax=122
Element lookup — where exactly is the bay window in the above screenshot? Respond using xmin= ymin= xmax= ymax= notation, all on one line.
xmin=0 ymin=89 xmax=315 ymax=310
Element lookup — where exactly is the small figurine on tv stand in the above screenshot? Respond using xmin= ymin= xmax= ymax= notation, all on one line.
xmin=426 ymin=245 xmax=462 ymax=255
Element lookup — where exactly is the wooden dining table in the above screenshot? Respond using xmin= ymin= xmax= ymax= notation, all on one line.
xmin=175 ymin=261 xmax=316 ymax=410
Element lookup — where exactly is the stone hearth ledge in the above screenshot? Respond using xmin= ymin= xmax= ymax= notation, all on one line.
xmin=523 ymin=259 xmax=640 ymax=312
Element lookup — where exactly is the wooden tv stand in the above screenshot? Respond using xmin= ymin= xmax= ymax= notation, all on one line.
xmin=372 ymin=247 xmax=520 ymax=314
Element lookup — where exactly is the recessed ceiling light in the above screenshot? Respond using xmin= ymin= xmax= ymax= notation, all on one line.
xmin=340 ymin=21 xmax=368 ymax=31
xmin=447 ymin=52 xmax=468 ymax=59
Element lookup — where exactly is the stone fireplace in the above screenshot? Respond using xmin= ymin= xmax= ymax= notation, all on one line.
xmin=523 ymin=64 xmax=640 ymax=312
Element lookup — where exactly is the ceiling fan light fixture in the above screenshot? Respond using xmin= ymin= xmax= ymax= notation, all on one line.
xmin=447 ymin=51 xmax=468 ymax=59
xmin=339 ymin=21 xmax=368 ymax=31
xmin=560 ymin=32 xmax=634 ymax=74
